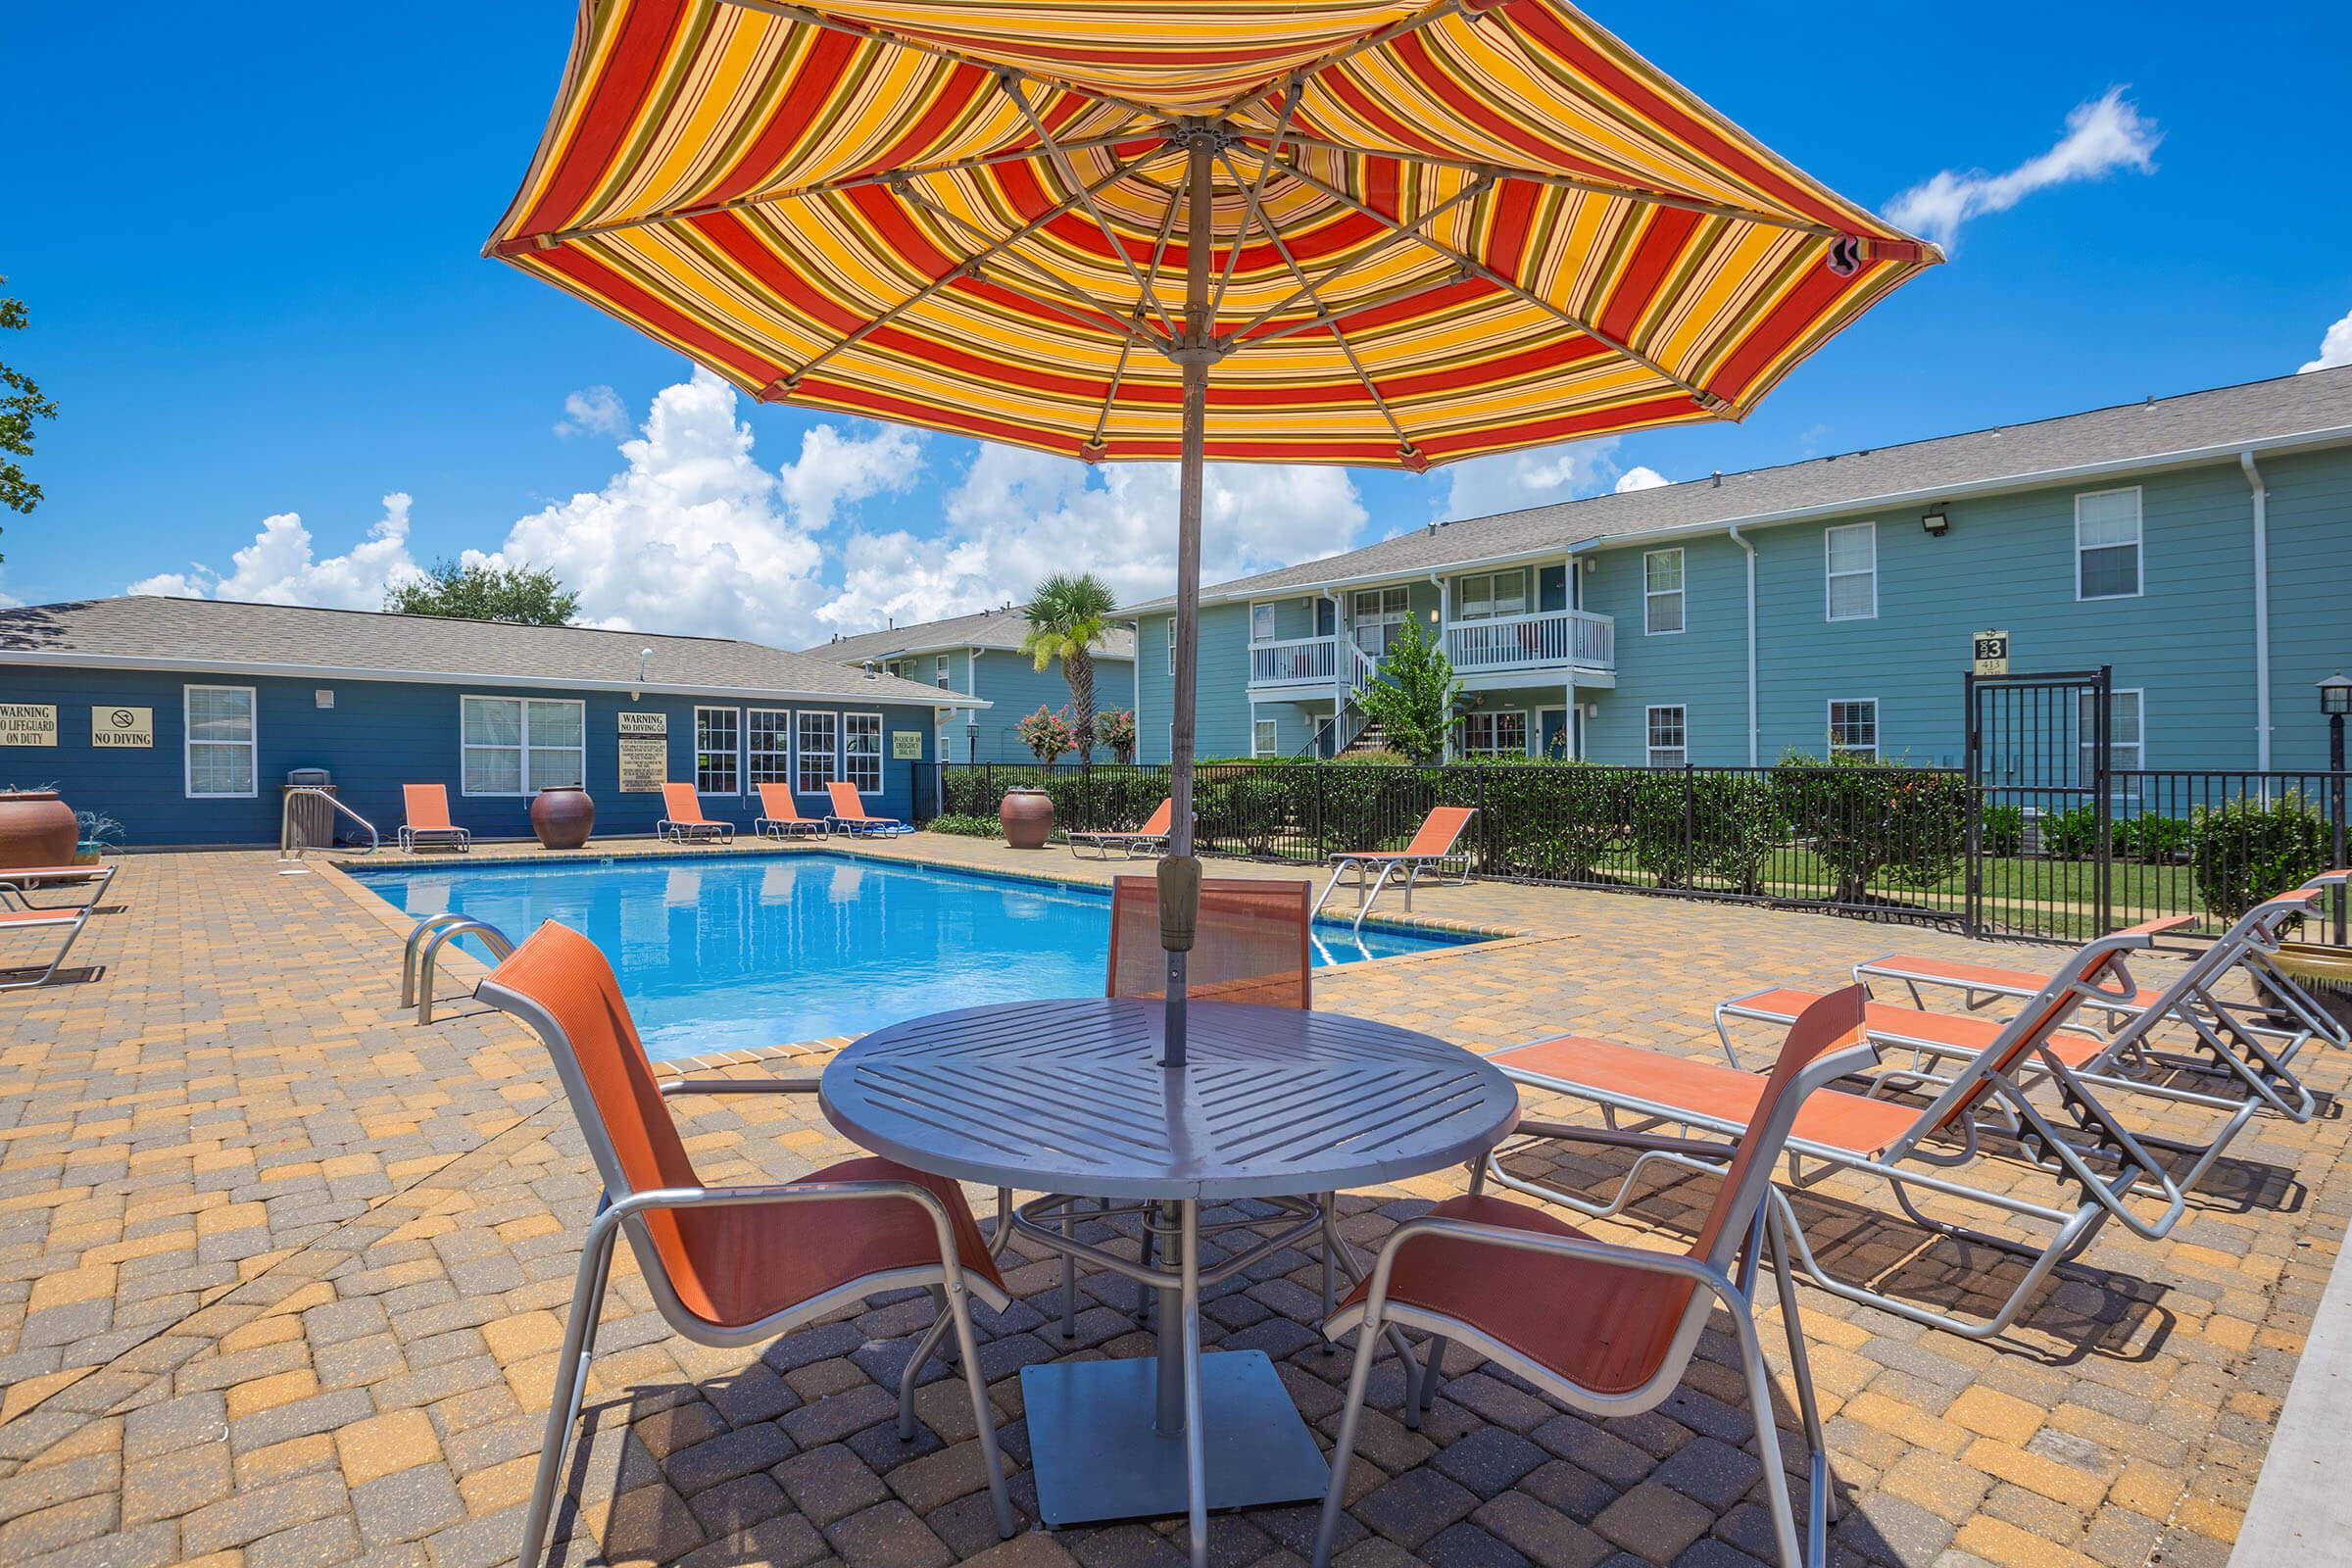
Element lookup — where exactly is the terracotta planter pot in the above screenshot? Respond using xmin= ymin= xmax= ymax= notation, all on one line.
xmin=530 ymin=786 xmax=595 ymax=850
xmin=0 ymin=791 xmax=79 ymax=870
xmin=999 ymin=787 xmax=1055 ymax=850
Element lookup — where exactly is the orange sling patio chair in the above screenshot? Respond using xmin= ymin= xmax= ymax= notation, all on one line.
xmin=1313 ymin=805 xmax=1476 ymax=932
xmin=752 ymin=781 xmax=826 ymax=840
xmin=476 ymin=922 xmax=1015 ymax=1567
xmin=1310 ymin=990 xmax=1879 ymax=1568
xmin=397 ymin=784 xmax=470 ymax=854
xmin=1069 ymin=797 xmax=1174 ymax=860
xmin=1485 ymin=925 xmax=2194 ymax=1340
xmin=825 ymin=779 xmax=911 ymax=836
xmin=657 ymin=781 xmax=736 ymax=845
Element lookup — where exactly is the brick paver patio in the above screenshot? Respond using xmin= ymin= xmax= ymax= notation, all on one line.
xmin=0 ymin=834 xmax=2341 ymax=1568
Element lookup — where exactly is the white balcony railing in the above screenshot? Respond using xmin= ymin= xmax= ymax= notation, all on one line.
xmin=1445 ymin=609 xmax=1615 ymax=674
xmin=1249 ymin=634 xmax=1338 ymax=687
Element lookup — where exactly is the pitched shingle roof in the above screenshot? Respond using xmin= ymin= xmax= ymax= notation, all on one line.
xmin=0 ymin=596 xmax=983 ymax=707
xmin=1124 ymin=366 xmax=2352 ymax=612
xmin=807 ymin=606 xmax=1135 ymax=662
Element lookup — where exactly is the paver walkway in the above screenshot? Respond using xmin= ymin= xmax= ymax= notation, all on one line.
xmin=0 ymin=835 xmax=2342 ymax=1568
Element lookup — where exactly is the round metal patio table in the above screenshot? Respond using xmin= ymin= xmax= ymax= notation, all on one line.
xmin=821 ymin=997 xmax=1520 ymax=1564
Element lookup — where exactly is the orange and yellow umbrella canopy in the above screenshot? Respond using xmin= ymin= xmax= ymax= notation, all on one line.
xmin=487 ymin=0 xmax=1937 ymax=471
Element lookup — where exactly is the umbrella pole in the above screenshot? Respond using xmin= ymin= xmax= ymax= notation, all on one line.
xmin=1158 ymin=122 xmax=1214 ymax=1071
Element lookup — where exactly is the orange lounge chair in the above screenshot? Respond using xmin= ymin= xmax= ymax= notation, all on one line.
xmin=657 ymin=782 xmax=736 ymax=845
xmin=752 ymin=782 xmax=825 ymax=840
xmin=1309 ymin=990 xmax=1877 ymax=1568
xmin=1487 ymin=925 xmax=2192 ymax=1340
xmin=0 ymin=862 xmax=116 ymax=909
xmin=825 ymin=780 xmax=909 ymax=836
xmin=0 ymin=902 xmax=97 ymax=990
xmin=1313 ymin=805 xmax=1476 ymax=931
xmin=476 ymin=923 xmax=1014 ymax=1567
xmin=397 ymin=784 xmax=471 ymax=854
xmin=1069 ymin=798 xmax=1173 ymax=860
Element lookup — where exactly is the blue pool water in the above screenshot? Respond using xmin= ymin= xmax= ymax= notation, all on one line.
xmin=355 ymin=852 xmax=1478 ymax=1060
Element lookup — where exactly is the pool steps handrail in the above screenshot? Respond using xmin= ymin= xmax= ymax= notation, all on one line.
xmin=278 ymin=786 xmax=379 ymax=861
xmin=408 ymin=915 xmax=517 ymax=1025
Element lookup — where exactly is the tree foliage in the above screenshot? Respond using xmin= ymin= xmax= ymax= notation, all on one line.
xmin=1 ymin=276 xmax=60 ymax=540
xmin=1015 ymin=705 xmax=1077 ymax=762
xmin=1098 ymin=707 xmax=1137 ymax=764
xmin=1018 ymin=571 xmax=1119 ymax=758
xmin=1352 ymin=616 xmax=1462 ymax=764
xmin=385 ymin=560 xmax=579 ymax=625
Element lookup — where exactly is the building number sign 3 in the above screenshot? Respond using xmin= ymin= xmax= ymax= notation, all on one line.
xmin=1971 ymin=630 xmax=2010 ymax=677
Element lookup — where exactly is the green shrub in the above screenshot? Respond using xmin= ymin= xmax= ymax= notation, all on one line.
xmin=2116 ymin=811 xmax=2190 ymax=863
xmin=925 ymin=813 xmax=1003 ymax=838
xmin=1773 ymin=753 xmax=1967 ymax=905
xmin=2039 ymin=806 xmax=2101 ymax=859
xmin=2190 ymin=792 xmax=2328 ymax=922
xmin=1980 ymin=804 xmax=2025 ymax=857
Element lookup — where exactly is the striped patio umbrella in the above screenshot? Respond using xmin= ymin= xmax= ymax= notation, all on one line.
xmin=489 ymin=0 xmax=1938 ymax=1060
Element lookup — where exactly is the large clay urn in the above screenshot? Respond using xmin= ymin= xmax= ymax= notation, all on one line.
xmin=0 ymin=791 xmax=79 ymax=869
xmin=530 ymin=786 xmax=595 ymax=850
xmin=999 ymin=787 xmax=1054 ymax=850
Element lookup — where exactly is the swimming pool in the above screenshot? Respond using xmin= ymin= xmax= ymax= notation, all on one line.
xmin=354 ymin=852 xmax=1480 ymax=1060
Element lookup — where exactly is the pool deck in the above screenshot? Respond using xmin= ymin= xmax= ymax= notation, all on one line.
xmin=0 ymin=832 xmax=2343 ymax=1568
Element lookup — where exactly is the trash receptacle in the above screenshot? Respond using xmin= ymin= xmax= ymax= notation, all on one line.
xmin=283 ymin=769 xmax=337 ymax=849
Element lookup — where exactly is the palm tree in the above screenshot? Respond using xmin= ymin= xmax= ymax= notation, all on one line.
xmin=1019 ymin=571 xmax=1119 ymax=760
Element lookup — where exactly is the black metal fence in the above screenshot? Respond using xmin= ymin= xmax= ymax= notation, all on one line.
xmin=913 ymin=759 xmax=2352 ymax=943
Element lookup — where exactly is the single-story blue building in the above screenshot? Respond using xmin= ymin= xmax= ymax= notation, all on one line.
xmin=0 ymin=597 xmax=986 ymax=848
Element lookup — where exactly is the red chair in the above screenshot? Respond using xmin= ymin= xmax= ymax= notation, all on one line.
xmin=397 ymin=784 xmax=470 ymax=853
xmin=1310 ymin=989 xmax=1879 ymax=1568
xmin=1105 ymin=873 xmax=1311 ymax=1008
xmin=753 ymin=780 xmax=826 ymax=840
xmin=657 ymin=781 xmax=736 ymax=844
xmin=477 ymin=923 xmax=1013 ymax=1567
xmin=1313 ymin=804 xmax=1476 ymax=930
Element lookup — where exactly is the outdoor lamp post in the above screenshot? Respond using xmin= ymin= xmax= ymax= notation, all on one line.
xmin=2321 ymin=674 xmax=2351 ymax=943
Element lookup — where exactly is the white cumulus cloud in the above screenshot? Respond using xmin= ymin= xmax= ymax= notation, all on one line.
xmin=555 ymin=385 xmax=627 ymax=439
xmin=1883 ymin=88 xmax=2160 ymax=251
xmin=127 ymin=493 xmax=427 ymax=609
xmin=1437 ymin=437 xmax=1667 ymax=519
xmin=1613 ymin=466 xmax=1670 ymax=493
xmin=2299 ymin=307 xmax=2352 ymax=373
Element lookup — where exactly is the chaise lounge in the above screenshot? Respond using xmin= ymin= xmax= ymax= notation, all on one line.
xmin=658 ymin=782 xmax=737 ymax=845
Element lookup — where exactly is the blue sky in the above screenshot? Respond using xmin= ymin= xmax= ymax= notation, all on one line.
xmin=4 ymin=2 xmax=2347 ymax=643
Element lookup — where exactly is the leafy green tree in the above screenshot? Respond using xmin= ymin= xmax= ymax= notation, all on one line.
xmin=1098 ymin=707 xmax=1137 ymax=764
xmin=386 ymin=560 xmax=579 ymax=625
xmin=1 ymin=277 xmax=59 ymax=540
xmin=1353 ymin=616 xmax=1462 ymax=763
xmin=1018 ymin=571 xmax=1119 ymax=758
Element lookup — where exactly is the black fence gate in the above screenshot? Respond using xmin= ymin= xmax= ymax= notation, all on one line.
xmin=1964 ymin=666 xmax=2111 ymax=939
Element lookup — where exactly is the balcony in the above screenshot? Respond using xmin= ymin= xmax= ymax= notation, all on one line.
xmin=1249 ymin=635 xmax=1338 ymax=691
xmin=1445 ymin=608 xmax=1614 ymax=677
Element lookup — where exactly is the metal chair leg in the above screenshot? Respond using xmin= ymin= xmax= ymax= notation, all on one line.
xmin=899 ymin=1295 xmax=956 ymax=1441
xmin=943 ymin=1278 xmax=1017 ymax=1540
xmin=1179 ymin=1200 xmax=1206 ymax=1568
xmin=1415 ymin=1337 xmax=1449 ymax=1416
xmin=1311 ymin=1316 xmax=1383 ymax=1568
xmin=1319 ymin=1192 xmax=1337 ymax=1352
xmin=1767 ymin=1205 xmax=1837 ymax=1527
xmin=517 ymin=1224 xmax=616 ymax=1568
xmin=1734 ymin=1307 xmax=1811 ymax=1568
xmin=1060 ymin=1202 xmax=1079 ymax=1340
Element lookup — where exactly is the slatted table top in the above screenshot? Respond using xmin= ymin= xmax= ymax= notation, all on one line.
xmin=821 ymin=998 xmax=1521 ymax=1200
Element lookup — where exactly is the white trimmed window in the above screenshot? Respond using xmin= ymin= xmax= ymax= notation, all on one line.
xmin=796 ymin=710 xmax=838 ymax=793
xmin=185 ymin=685 xmax=257 ymax=798
xmin=1642 ymin=549 xmax=1685 ymax=634
xmin=1166 ymin=618 xmax=1175 ymax=674
xmin=2081 ymin=689 xmax=2145 ymax=773
xmin=695 ymin=707 xmax=741 ymax=795
xmin=1460 ymin=710 xmax=1528 ymax=759
xmin=1351 ymin=586 xmax=1410 ymax=657
xmin=934 ymin=656 xmax=951 ymax=689
xmin=747 ymin=709 xmax=792 ymax=786
xmin=2076 ymin=487 xmax=2142 ymax=600
xmin=1456 ymin=570 xmax=1528 ymax=621
xmin=461 ymin=696 xmax=583 ymax=797
xmin=1645 ymin=706 xmax=1688 ymax=767
xmin=1828 ymin=699 xmax=1879 ymax=760
xmin=1250 ymin=603 xmax=1276 ymax=643
xmin=844 ymin=712 xmax=883 ymax=793
xmin=1825 ymin=523 xmax=1877 ymax=620
xmin=1252 ymin=717 xmax=1277 ymax=757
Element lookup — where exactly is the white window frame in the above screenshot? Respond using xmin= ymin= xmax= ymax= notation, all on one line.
xmin=1250 ymin=603 xmax=1276 ymax=643
xmin=2081 ymin=688 xmax=2146 ymax=774
xmin=184 ymin=683 xmax=259 ymax=799
xmin=843 ymin=711 xmax=883 ymax=795
xmin=1252 ymin=717 xmax=1277 ymax=757
xmin=1824 ymin=522 xmax=1878 ymax=621
xmin=1459 ymin=710 xmax=1529 ymax=760
xmin=1166 ymin=618 xmax=1176 ymax=674
xmin=1455 ymin=569 xmax=1528 ymax=623
xmin=694 ymin=706 xmax=742 ymax=796
xmin=934 ymin=655 xmax=951 ymax=689
xmin=459 ymin=695 xmax=585 ymax=798
xmin=1827 ymin=698 xmax=1880 ymax=761
xmin=747 ymin=708 xmax=792 ymax=787
xmin=1642 ymin=548 xmax=1685 ymax=636
xmin=796 ymin=710 xmax=839 ymax=794
xmin=1644 ymin=705 xmax=1688 ymax=768
xmin=2075 ymin=485 xmax=2143 ymax=602
xmin=1351 ymin=586 xmax=1411 ymax=658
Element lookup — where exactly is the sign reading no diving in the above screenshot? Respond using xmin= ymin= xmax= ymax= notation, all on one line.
xmin=91 ymin=707 xmax=155 ymax=748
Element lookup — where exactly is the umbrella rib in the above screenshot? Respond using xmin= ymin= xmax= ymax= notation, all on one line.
xmin=1208 ymin=0 xmax=1471 ymax=121
xmin=1084 ymin=196 xmax=1187 ymax=445
xmin=999 ymin=75 xmax=1178 ymax=340
xmin=720 ymin=0 xmax=1165 ymax=123
xmin=1207 ymin=82 xmax=1302 ymax=323
xmin=891 ymin=184 xmax=1164 ymax=349
xmin=1269 ymin=155 xmax=1729 ymax=412
xmin=1213 ymin=149 xmax=1413 ymax=453
xmin=777 ymin=151 xmax=1166 ymax=392
xmin=1251 ymin=131 xmax=1846 ymax=241
xmin=1221 ymin=172 xmax=1492 ymax=344
xmin=1087 ymin=331 xmax=1138 ymax=451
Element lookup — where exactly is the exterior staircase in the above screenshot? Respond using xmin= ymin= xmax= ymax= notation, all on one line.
xmin=1338 ymin=721 xmax=1390 ymax=758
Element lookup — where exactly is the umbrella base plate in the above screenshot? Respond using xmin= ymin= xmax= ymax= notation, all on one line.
xmin=1020 ymin=1350 xmax=1330 ymax=1525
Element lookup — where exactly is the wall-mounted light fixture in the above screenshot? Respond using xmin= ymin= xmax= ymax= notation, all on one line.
xmin=1922 ymin=511 xmax=1949 ymax=537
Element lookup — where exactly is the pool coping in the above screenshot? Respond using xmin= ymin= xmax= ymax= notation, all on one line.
xmin=319 ymin=842 xmax=1564 ymax=1072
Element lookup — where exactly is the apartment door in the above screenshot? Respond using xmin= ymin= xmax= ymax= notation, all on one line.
xmin=1538 ymin=564 xmax=1568 ymax=613
xmin=1538 ymin=707 xmax=1570 ymax=759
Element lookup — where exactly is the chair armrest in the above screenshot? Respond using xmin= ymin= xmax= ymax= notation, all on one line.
xmin=1509 ymin=1117 xmax=1740 ymax=1164
xmin=661 ymin=1076 xmax=823 ymax=1098
xmin=1361 ymin=1213 xmax=1740 ymax=1317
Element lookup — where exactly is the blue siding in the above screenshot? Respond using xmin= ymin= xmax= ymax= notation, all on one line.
xmin=10 ymin=668 xmax=938 ymax=847
xmin=1137 ymin=604 xmax=1253 ymax=763
xmin=1581 ymin=535 xmax=1750 ymax=764
xmin=960 ymin=650 xmax=1134 ymax=762
xmin=2259 ymin=447 xmax=2352 ymax=770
